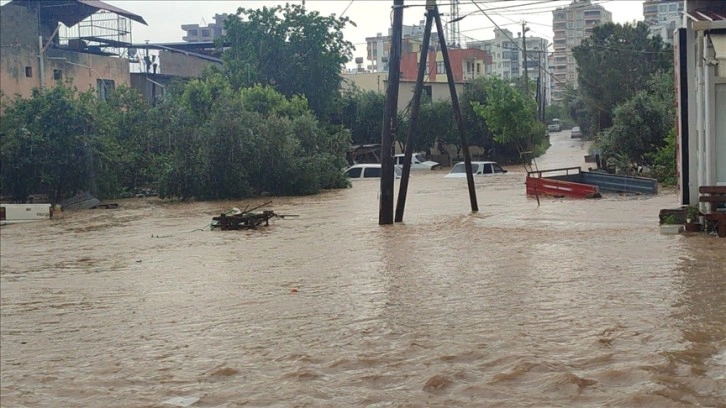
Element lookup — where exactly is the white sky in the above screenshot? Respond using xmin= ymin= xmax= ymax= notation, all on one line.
xmin=102 ymin=0 xmax=644 ymax=56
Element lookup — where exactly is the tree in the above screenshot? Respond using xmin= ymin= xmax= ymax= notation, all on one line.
xmin=157 ymin=76 xmax=350 ymax=200
xmin=1 ymin=85 xmax=96 ymax=204
xmin=332 ymin=88 xmax=384 ymax=146
xmin=222 ymin=3 xmax=354 ymax=117
xmin=471 ymin=77 xmax=548 ymax=162
xmin=573 ymin=22 xmax=672 ymax=133
xmin=402 ymin=98 xmax=457 ymax=154
xmin=93 ymin=85 xmax=159 ymax=198
xmin=461 ymin=78 xmax=493 ymax=151
xmin=597 ymin=69 xmax=675 ymax=166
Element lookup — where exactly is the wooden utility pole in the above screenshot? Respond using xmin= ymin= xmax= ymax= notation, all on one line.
xmin=395 ymin=10 xmax=434 ymax=222
xmin=379 ymin=0 xmax=404 ymax=225
xmin=433 ymin=4 xmax=478 ymax=213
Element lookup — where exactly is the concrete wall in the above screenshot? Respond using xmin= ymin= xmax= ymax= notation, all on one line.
xmin=342 ymin=72 xmax=386 ymax=94
xmin=159 ymin=50 xmax=220 ymax=78
xmin=0 ymin=4 xmax=44 ymax=99
xmin=1 ymin=3 xmax=130 ymax=104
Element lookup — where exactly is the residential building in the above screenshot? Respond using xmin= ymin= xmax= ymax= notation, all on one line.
xmin=468 ymin=29 xmax=520 ymax=80
xmin=181 ymin=14 xmax=229 ymax=43
xmin=643 ymin=0 xmax=685 ymax=44
xmin=0 ymin=0 xmax=145 ymax=105
xmin=365 ymin=21 xmax=432 ymax=72
xmin=675 ymin=1 xmax=726 ymax=205
xmin=551 ymin=0 xmax=612 ymax=102
xmin=469 ymin=29 xmax=550 ymax=103
xmin=399 ymin=40 xmax=491 ymax=83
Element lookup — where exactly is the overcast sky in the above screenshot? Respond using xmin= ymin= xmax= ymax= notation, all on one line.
xmin=100 ymin=0 xmax=644 ymax=56
xmin=0 ymin=0 xmax=646 ymax=59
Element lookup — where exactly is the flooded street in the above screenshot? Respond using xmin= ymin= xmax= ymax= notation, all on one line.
xmin=2 ymin=131 xmax=725 ymax=407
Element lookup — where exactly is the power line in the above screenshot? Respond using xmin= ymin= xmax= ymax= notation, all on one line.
xmin=468 ymin=0 xmax=610 ymax=111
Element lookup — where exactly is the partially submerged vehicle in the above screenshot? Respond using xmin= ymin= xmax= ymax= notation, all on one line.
xmin=343 ymin=163 xmax=402 ymax=180
xmin=0 ymin=203 xmax=53 ymax=225
xmin=394 ymin=153 xmax=440 ymax=170
xmin=445 ymin=161 xmax=507 ymax=178
xmin=526 ymin=166 xmax=658 ymax=199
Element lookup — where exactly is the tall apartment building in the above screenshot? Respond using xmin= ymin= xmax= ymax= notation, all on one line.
xmin=181 ymin=14 xmax=229 ymax=43
xmin=551 ymin=0 xmax=612 ymax=102
xmin=365 ymin=21 xmax=432 ymax=72
xmin=468 ymin=29 xmax=520 ymax=80
xmin=468 ymin=28 xmax=549 ymax=100
xmin=643 ymin=0 xmax=684 ymax=44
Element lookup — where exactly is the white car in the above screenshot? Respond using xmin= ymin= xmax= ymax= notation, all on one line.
xmin=445 ymin=161 xmax=507 ymax=178
xmin=343 ymin=163 xmax=402 ymax=180
xmin=571 ymin=126 xmax=583 ymax=138
xmin=394 ymin=153 xmax=440 ymax=170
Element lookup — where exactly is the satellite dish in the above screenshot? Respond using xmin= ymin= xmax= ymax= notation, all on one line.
xmin=128 ymin=48 xmax=138 ymax=58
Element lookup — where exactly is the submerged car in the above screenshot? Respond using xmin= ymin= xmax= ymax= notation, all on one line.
xmin=343 ymin=163 xmax=402 ymax=180
xmin=571 ymin=126 xmax=583 ymax=138
xmin=393 ymin=153 xmax=440 ymax=170
xmin=445 ymin=161 xmax=507 ymax=178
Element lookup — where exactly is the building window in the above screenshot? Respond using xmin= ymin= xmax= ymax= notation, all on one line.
xmin=97 ymin=79 xmax=116 ymax=100
xmin=436 ymin=61 xmax=445 ymax=74
xmin=201 ymin=29 xmax=210 ymax=37
xmin=53 ymin=69 xmax=62 ymax=80
xmin=25 ymin=66 xmax=32 ymax=77
xmin=476 ymin=63 xmax=481 ymax=74
xmin=188 ymin=29 xmax=198 ymax=36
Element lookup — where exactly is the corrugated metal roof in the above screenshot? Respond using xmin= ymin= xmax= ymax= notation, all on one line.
xmin=7 ymin=0 xmax=147 ymax=26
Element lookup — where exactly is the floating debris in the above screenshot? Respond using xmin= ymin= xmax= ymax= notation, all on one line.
xmin=211 ymin=201 xmax=297 ymax=230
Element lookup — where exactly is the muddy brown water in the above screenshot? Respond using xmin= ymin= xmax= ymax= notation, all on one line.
xmin=1 ymin=131 xmax=725 ymax=407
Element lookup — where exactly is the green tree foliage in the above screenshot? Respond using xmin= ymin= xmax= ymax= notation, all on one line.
xmin=222 ymin=3 xmax=354 ymax=117
xmin=471 ymin=77 xmax=548 ymax=161
xmin=597 ymin=69 xmax=675 ymax=167
xmin=573 ymin=22 xmax=672 ymax=133
xmin=400 ymin=98 xmax=457 ymax=154
xmin=461 ymin=78 xmax=493 ymax=151
xmin=94 ymin=85 xmax=160 ymax=198
xmin=1 ymin=85 xmax=96 ymax=203
xmin=157 ymin=77 xmax=350 ymax=200
xmin=328 ymin=88 xmax=384 ymax=146
xmin=644 ymin=127 xmax=677 ymax=186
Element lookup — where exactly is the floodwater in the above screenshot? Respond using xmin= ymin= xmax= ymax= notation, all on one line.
xmin=1 ymin=130 xmax=725 ymax=407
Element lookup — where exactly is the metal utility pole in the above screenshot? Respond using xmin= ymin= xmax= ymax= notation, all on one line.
xmin=379 ymin=0 xmax=404 ymax=225
xmin=433 ymin=4 xmax=478 ymax=213
xmin=395 ymin=9 xmax=434 ymax=222
xmin=522 ymin=21 xmax=529 ymax=98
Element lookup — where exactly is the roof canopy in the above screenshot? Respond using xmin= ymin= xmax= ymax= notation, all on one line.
xmin=8 ymin=0 xmax=147 ymax=26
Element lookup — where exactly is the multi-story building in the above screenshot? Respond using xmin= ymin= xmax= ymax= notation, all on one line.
xmin=181 ymin=14 xmax=228 ymax=43
xmin=643 ymin=0 xmax=684 ymax=44
xmin=365 ymin=21 xmax=433 ymax=72
xmin=0 ymin=0 xmax=145 ymax=104
xmin=551 ymin=0 xmax=612 ymax=102
xmin=468 ymin=29 xmax=520 ymax=80
xmin=468 ymin=28 xmax=549 ymax=101
xmin=399 ymin=41 xmax=491 ymax=83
